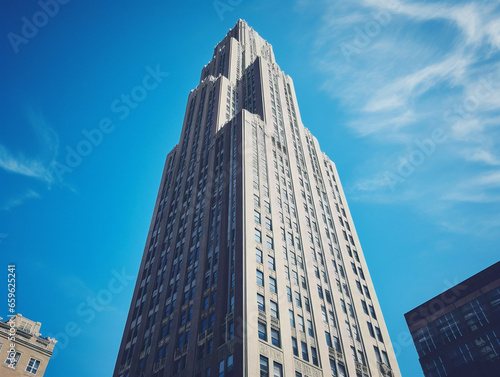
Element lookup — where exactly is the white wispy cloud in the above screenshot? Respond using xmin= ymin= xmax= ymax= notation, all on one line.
xmin=442 ymin=170 xmax=500 ymax=202
xmin=462 ymin=149 xmax=500 ymax=166
xmin=0 ymin=109 xmax=59 ymax=184
xmin=1 ymin=189 xmax=40 ymax=211
xmin=302 ymin=0 xmax=500 ymax=233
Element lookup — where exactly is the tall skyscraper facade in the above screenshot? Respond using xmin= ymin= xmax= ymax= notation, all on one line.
xmin=113 ymin=20 xmax=402 ymax=377
xmin=405 ymin=261 xmax=500 ymax=377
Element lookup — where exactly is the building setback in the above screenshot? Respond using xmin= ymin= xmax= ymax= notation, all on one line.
xmin=113 ymin=20 xmax=402 ymax=377
xmin=405 ymin=261 xmax=500 ymax=377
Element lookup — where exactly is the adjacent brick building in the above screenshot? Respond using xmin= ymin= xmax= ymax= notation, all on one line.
xmin=405 ymin=261 xmax=500 ymax=377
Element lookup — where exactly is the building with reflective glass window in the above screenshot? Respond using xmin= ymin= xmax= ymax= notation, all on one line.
xmin=405 ymin=261 xmax=500 ymax=377
xmin=113 ymin=20 xmax=402 ymax=377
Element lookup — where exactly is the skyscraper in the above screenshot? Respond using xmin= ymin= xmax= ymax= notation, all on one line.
xmin=113 ymin=20 xmax=402 ymax=377
xmin=405 ymin=261 xmax=500 ymax=377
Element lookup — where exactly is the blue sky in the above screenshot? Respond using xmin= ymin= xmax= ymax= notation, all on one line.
xmin=1 ymin=1 xmax=499 ymax=376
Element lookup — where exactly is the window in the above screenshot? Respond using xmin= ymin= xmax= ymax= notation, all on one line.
xmin=321 ymin=306 xmax=328 ymax=322
xmin=369 ymin=305 xmax=377 ymax=319
xmin=304 ymin=297 xmax=310 ymax=312
xmin=258 ymin=322 xmax=267 ymax=341
xmin=297 ymin=315 xmax=305 ymax=332
xmin=6 ymin=351 xmax=21 ymax=367
xmin=325 ymin=290 xmax=332 ymax=304
xmin=271 ymin=328 xmax=281 ymax=347
xmin=287 ymin=286 xmax=292 ymax=302
xmin=295 ymin=292 xmax=302 ymax=307
xmin=338 ymin=363 xmax=347 ymax=377
xmin=19 ymin=321 xmax=33 ymax=333
xmin=325 ymin=331 xmax=332 ymax=347
xmin=266 ymin=235 xmax=274 ymax=250
xmin=375 ymin=326 xmax=384 ymax=342
xmin=268 ymin=255 xmax=275 ymax=270
xmin=257 ymin=293 xmax=265 ymax=311
xmin=367 ymin=322 xmax=375 ymax=338
xmin=462 ymin=299 xmax=488 ymax=331
xmin=338 ymin=265 xmax=345 ymax=278
xmin=363 ymin=286 xmax=371 ymax=299
xmin=227 ymin=354 xmax=234 ymax=371
xmin=270 ymin=300 xmax=279 ymax=318
xmin=292 ymin=337 xmax=299 ymax=356
xmin=353 ymin=250 xmax=360 ymax=262
xmin=358 ymin=350 xmax=365 ymax=365
xmin=307 ymin=320 xmax=314 ymax=337
xmin=329 ymin=311 xmax=337 ymax=328
xmin=436 ymin=313 xmax=462 ymax=342
xmin=254 ymin=194 xmax=260 ymax=207
xmin=219 ymin=360 xmax=224 ymax=377
xmin=269 ymin=277 xmax=277 ymax=293
xmin=356 ymin=280 xmax=363 ymax=294
xmin=311 ymin=347 xmax=319 ymax=366
xmin=301 ymin=342 xmax=309 ymax=361
xmin=340 ymin=299 xmax=346 ymax=313
xmin=257 ymin=270 xmax=264 ymax=286
xmin=352 ymin=324 xmax=360 ymax=341
xmin=260 ymin=355 xmax=269 ymax=377
xmin=351 ymin=346 xmax=357 ymax=362
xmin=265 ymin=217 xmax=273 ymax=230
xmin=273 ymin=362 xmax=283 ymax=377
xmin=345 ymin=320 xmax=352 ymax=338
xmin=361 ymin=300 xmax=368 ymax=315
xmin=381 ymin=350 xmax=390 ymax=366
xmin=255 ymin=210 xmax=261 ymax=224
xmin=264 ymin=201 xmax=271 ymax=213
xmin=255 ymin=229 xmax=262 ymax=243
xmin=358 ymin=267 xmax=365 ymax=279
xmin=289 ymin=310 xmax=295 ymax=327
xmin=374 ymin=346 xmax=382 ymax=362
xmin=256 ymin=248 xmax=263 ymax=263
xmin=333 ymin=336 xmax=341 ymax=351
xmin=329 ymin=359 xmax=337 ymax=377
xmin=347 ymin=303 xmax=355 ymax=318
xmin=343 ymin=283 xmax=350 ymax=297
xmin=318 ymin=285 xmax=324 ymax=299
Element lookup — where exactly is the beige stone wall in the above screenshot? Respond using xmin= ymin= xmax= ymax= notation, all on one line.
xmin=0 ymin=315 xmax=55 ymax=376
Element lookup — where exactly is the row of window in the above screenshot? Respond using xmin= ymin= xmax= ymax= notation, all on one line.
xmin=2 ymin=351 xmax=41 ymax=375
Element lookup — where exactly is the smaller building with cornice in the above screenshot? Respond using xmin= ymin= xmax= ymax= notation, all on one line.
xmin=0 ymin=314 xmax=57 ymax=376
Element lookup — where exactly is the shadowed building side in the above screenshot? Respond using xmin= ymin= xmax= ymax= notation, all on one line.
xmin=405 ymin=261 xmax=500 ymax=377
